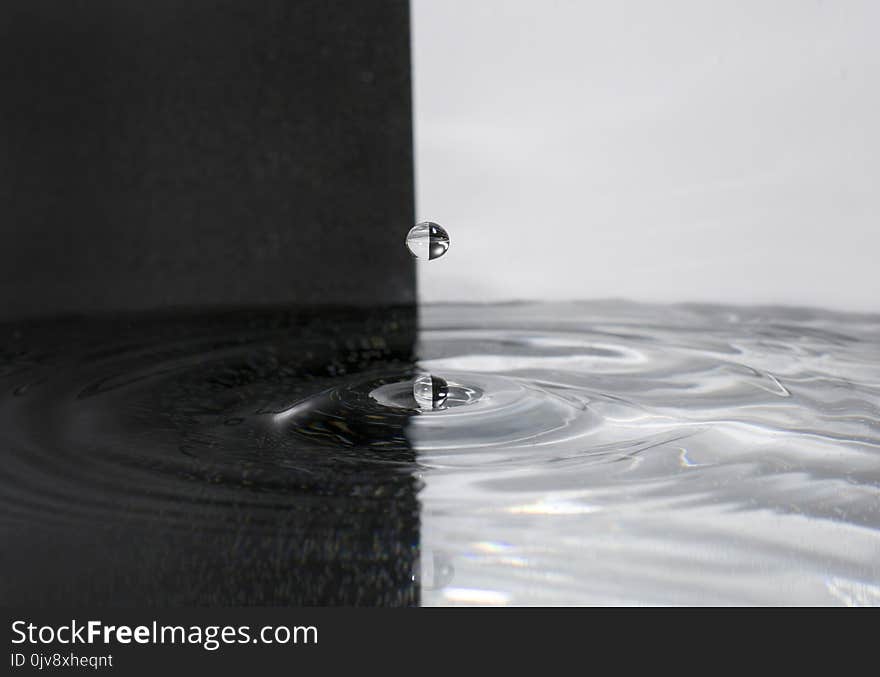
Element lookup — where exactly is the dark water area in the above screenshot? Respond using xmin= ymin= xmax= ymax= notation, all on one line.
xmin=0 ymin=307 xmax=420 ymax=606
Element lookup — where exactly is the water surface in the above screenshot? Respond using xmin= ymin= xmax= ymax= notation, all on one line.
xmin=1 ymin=301 xmax=878 ymax=605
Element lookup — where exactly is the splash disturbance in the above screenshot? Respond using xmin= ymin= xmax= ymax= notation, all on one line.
xmin=1 ymin=301 xmax=879 ymax=605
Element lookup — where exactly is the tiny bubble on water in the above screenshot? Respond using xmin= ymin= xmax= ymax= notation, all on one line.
xmin=406 ymin=222 xmax=450 ymax=260
xmin=413 ymin=374 xmax=449 ymax=410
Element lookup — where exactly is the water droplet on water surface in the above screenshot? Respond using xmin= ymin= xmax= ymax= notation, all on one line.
xmin=406 ymin=222 xmax=450 ymax=260
xmin=366 ymin=373 xmax=483 ymax=413
xmin=413 ymin=374 xmax=449 ymax=410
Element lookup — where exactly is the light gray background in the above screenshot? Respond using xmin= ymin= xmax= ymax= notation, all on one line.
xmin=412 ymin=0 xmax=879 ymax=312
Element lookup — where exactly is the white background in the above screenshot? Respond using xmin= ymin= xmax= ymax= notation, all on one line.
xmin=412 ymin=0 xmax=879 ymax=312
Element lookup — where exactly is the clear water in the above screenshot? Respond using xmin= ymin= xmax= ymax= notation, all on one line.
xmin=413 ymin=301 xmax=880 ymax=605
xmin=1 ymin=301 xmax=879 ymax=605
xmin=405 ymin=222 xmax=450 ymax=260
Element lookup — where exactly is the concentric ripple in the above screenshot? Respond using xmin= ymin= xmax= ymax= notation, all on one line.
xmin=277 ymin=369 xmax=610 ymax=460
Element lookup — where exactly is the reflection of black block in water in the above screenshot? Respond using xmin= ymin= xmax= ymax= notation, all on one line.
xmin=0 ymin=307 xmax=420 ymax=605
xmin=0 ymin=0 xmax=415 ymax=318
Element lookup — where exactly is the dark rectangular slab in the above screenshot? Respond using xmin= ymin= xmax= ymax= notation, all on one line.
xmin=0 ymin=1 xmax=415 ymax=318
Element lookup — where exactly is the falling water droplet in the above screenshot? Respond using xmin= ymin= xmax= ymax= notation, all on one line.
xmin=406 ymin=222 xmax=450 ymax=260
xmin=413 ymin=374 xmax=449 ymax=410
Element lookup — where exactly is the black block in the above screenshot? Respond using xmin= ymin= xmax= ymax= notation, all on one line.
xmin=0 ymin=0 xmax=415 ymax=318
